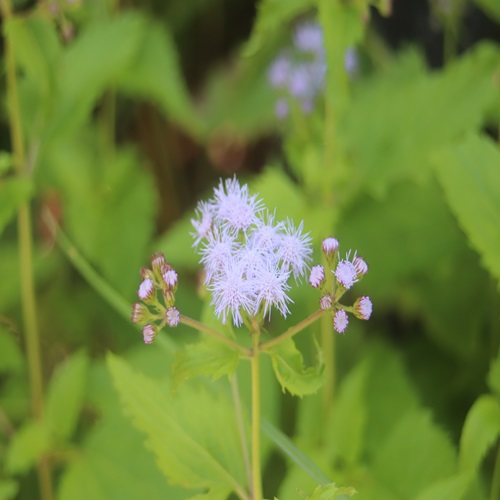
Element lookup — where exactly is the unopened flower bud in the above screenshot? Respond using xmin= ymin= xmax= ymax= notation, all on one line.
xmin=353 ymin=256 xmax=368 ymax=277
xmin=131 ymin=302 xmax=148 ymax=325
xmin=335 ymin=260 xmax=358 ymax=290
xmin=138 ymin=278 xmax=154 ymax=301
xmin=151 ymin=252 xmax=167 ymax=278
xmin=142 ymin=324 xmax=156 ymax=344
xmin=354 ymin=296 xmax=372 ymax=320
xmin=309 ymin=265 xmax=325 ymax=288
xmin=140 ymin=267 xmax=154 ymax=280
xmin=334 ymin=309 xmax=348 ymax=334
xmin=166 ymin=307 xmax=180 ymax=327
xmin=320 ymin=294 xmax=332 ymax=310
xmin=163 ymin=269 xmax=178 ymax=288
xmin=322 ymin=237 xmax=339 ymax=256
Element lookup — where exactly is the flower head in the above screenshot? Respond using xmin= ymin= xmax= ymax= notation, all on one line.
xmin=309 ymin=265 xmax=325 ymax=288
xmin=322 ymin=237 xmax=339 ymax=256
xmin=166 ymin=306 xmax=180 ymax=327
xmin=277 ymin=219 xmax=312 ymax=281
xmin=354 ymin=296 xmax=372 ymax=320
xmin=335 ymin=257 xmax=358 ymax=290
xmin=138 ymin=278 xmax=154 ymax=301
xmin=142 ymin=324 xmax=156 ymax=344
xmin=162 ymin=269 xmax=178 ymax=288
xmin=334 ymin=309 xmax=349 ymax=334
xmin=294 ymin=21 xmax=324 ymax=53
xmin=353 ymin=256 xmax=368 ymax=277
xmin=320 ymin=294 xmax=332 ymax=310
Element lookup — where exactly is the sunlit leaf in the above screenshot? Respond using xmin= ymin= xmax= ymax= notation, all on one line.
xmin=433 ymin=133 xmax=500 ymax=288
xmin=45 ymin=350 xmax=89 ymax=443
xmin=459 ymin=394 xmax=500 ymax=472
xmin=414 ymin=472 xmax=474 ymax=500
xmin=107 ymin=354 xmax=248 ymax=498
xmin=0 ymin=480 xmax=18 ymax=500
xmin=488 ymin=350 xmax=500 ymax=397
xmin=269 ymin=337 xmax=324 ymax=397
xmin=305 ymin=482 xmax=357 ymax=499
xmin=6 ymin=421 xmax=50 ymax=474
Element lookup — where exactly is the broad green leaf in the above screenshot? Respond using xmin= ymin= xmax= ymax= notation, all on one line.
xmin=59 ymin=356 xmax=187 ymax=500
xmin=47 ymin=11 xmax=147 ymax=140
xmin=117 ymin=19 xmax=200 ymax=136
xmin=0 ymin=178 xmax=33 ymax=238
xmin=372 ymin=410 xmax=457 ymax=499
xmin=415 ymin=472 xmax=474 ymax=500
xmin=306 ymin=483 xmax=357 ymax=499
xmin=107 ymin=354 xmax=248 ymax=499
xmin=0 ymin=327 xmax=23 ymax=374
xmin=325 ymin=360 xmax=368 ymax=465
xmin=6 ymin=420 xmax=50 ymax=474
xmin=173 ymin=336 xmax=240 ymax=386
xmin=459 ymin=394 xmax=500 ymax=471
xmin=363 ymin=341 xmax=420 ymax=455
xmin=269 ymin=337 xmax=324 ymax=397
xmin=45 ymin=350 xmax=89 ymax=442
xmin=46 ymin=136 xmax=156 ymax=295
xmin=488 ymin=350 xmax=500 ymax=397
xmin=433 ymin=134 xmax=500 ymax=287
xmin=6 ymin=11 xmax=61 ymax=97
xmin=0 ymin=480 xmax=18 ymax=500
xmin=344 ymin=43 xmax=500 ymax=195
xmin=475 ymin=0 xmax=500 ymax=22
xmin=243 ymin=0 xmax=313 ymax=56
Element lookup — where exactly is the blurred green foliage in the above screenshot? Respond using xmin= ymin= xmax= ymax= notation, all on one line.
xmin=1 ymin=0 xmax=500 ymax=499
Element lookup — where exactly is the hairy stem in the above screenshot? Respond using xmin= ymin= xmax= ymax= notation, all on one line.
xmin=0 ymin=1 xmax=53 ymax=498
xmin=250 ymin=328 xmax=263 ymax=499
xmin=260 ymin=309 xmax=327 ymax=352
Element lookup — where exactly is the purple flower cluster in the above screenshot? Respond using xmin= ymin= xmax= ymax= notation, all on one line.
xmin=191 ymin=177 xmax=312 ymax=326
xmin=309 ymin=237 xmax=372 ymax=335
xmin=268 ymin=20 xmax=358 ymax=119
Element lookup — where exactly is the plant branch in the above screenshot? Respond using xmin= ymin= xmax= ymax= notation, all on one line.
xmin=250 ymin=327 xmax=262 ymax=499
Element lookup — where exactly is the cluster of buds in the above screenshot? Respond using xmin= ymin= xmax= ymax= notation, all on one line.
xmin=309 ymin=237 xmax=372 ymax=334
xmin=131 ymin=252 xmax=180 ymax=344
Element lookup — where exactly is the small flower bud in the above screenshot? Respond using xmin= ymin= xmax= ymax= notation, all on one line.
xmin=322 ymin=237 xmax=339 ymax=256
xmin=142 ymin=324 xmax=156 ymax=344
xmin=354 ymin=296 xmax=372 ymax=320
xmin=163 ymin=269 xmax=178 ymax=288
xmin=140 ymin=267 xmax=154 ymax=280
xmin=334 ymin=309 xmax=348 ymax=334
xmin=138 ymin=278 xmax=154 ymax=301
xmin=151 ymin=252 xmax=166 ymax=276
xmin=166 ymin=307 xmax=180 ymax=327
xmin=131 ymin=302 xmax=148 ymax=325
xmin=335 ymin=260 xmax=358 ymax=290
xmin=320 ymin=294 xmax=332 ymax=310
xmin=353 ymin=256 xmax=368 ymax=277
xmin=309 ymin=265 xmax=325 ymax=288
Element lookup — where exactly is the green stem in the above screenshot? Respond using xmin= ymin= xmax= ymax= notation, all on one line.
xmin=180 ymin=315 xmax=251 ymax=357
xmin=1 ymin=1 xmax=53 ymax=499
xmin=321 ymin=312 xmax=334 ymax=424
xmin=491 ymin=442 xmax=500 ymax=500
xmin=231 ymin=375 xmax=252 ymax=493
xmin=260 ymin=309 xmax=327 ymax=352
xmin=250 ymin=328 xmax=262 ymax=499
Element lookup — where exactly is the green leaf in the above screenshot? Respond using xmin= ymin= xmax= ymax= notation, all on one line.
xmin=6 ymin=420 xmax=51 ymax=474
xmin=6 ymin=12 xmax=61 ymax=97
xmin=433 ymin=133 xmax=500 ymax=288
xmin=0 ymin=327 xmax=23 ymax=374
xmin=345 ymin=43 xmax=500 ymax=195
xmin=173 ymin=337 xmax=240 ymax=386
xmin=459 ymin=394 xmax=500 ymax=471
xmin=306 ymin=483 xmax=357 ymax=499
xmin=107 ymin=354 xmax=248 ymax=498
xmin=45 ymin=350 xmax=89 ymax=442
xmin=269 ymin=337 xmax=324 ymax=397
xmin=0 ymin=480 xmax=18 ymax=500
xmin=372 ymin=410 xmax=457 ymax=498
xmin=242 ymin=0 xmax=313 ymax=56
xmin=0 ymin=178 xmax=33 ymax=238
xmin=325 ymin=360 xmax=368 ymax=465
xmin=488 ymin=350 xmax=500 ymax=397
xmin=116 ymin=19 xmax=200 ymax=136
xmin=474 ymin=0 xmax=500 ymax=22
xmin=0 ymin=151 xmax=13 ymax=175
xmin=48 ymin=11 xmax=147 ymax=139
xmin=415 ymin=472 xmax=474 ymax=500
